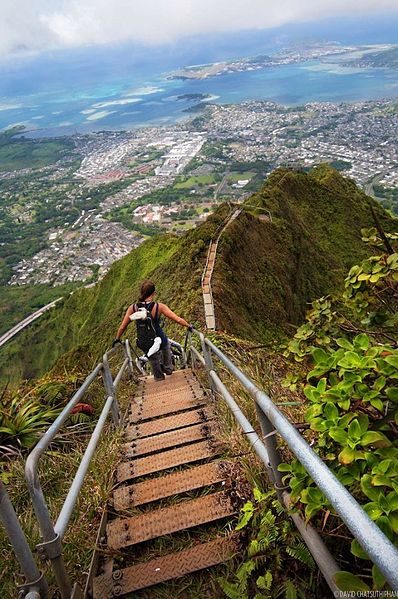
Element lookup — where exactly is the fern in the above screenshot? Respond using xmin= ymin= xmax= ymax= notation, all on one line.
xmin=260 ymin=510 xmax=276 ymax=528
xmin=272 ymin=499 xmax=286 ymax=516
xmin=286 ymin=541 xmax=315 ymax=569
xmin=257 ymin=571 xmax=273 ymax=591
xmin=219 ymin=486 xmax=317 ymax=598
xmin=218 ymin=579 xmax=245 ymax=599
xmin=236 ymin=559 xmax=256 ymax=585
xmin=284 ymin=580 xmax=298 ymax=599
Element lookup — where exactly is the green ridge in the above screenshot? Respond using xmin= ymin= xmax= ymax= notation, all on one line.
xmin=0 ymin=166 xmax=395 ymax=385
xmin=213 ymin=166 xmax=395 ymax=342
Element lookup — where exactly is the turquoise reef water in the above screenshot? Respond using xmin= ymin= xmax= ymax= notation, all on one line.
xmin=0 ymin=42 xmax=397 ymax=137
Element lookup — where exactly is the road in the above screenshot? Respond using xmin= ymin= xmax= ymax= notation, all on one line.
xmin=0 ymin=298 xmax=63 ymax=348
xmin=364 ymin=172 xmax=386 ymax=199
xmin=213 ymin=171 xmax=230 ymax=200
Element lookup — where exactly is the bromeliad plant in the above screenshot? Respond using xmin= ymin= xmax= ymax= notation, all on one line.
xmin=280 ymin=227 xmax=398 ymax=591
xmin=0 ymin=392 xmax=60 ymax=452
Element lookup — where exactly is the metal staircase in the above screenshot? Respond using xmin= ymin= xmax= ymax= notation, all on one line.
xmin=92 ymin=368 xmax=238 ymax=596
xmin=2 ymin=333 xmax=398 ymax=598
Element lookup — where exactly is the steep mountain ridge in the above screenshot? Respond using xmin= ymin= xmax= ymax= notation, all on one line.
xmin=212 ymin=165 xmax=394 ymax=341
xmin=0 ymin=166 xmax=395 ymax=385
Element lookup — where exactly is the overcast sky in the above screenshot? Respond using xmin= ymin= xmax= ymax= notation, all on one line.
xmin=2 ymin=0 xmax=398 ymax=59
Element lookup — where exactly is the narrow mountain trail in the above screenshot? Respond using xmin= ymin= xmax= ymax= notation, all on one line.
xmin=91 ymin=368 xmax=242 ymax=598
xmin=201 ymin=208 xmax=241 ymax=330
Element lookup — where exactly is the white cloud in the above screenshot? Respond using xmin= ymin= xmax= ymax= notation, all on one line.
xmin=1 ymin=0 xmax=398 ymax=59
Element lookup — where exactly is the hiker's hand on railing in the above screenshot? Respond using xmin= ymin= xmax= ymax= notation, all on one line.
xmin=112 ymin=338 xmax=122 ymax=348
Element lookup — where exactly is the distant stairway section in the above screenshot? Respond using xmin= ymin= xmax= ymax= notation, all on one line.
xmin=201 ymin=208 xmax=241 ymax=330
xmin=201 ymin=240 xmax=218 ymax=330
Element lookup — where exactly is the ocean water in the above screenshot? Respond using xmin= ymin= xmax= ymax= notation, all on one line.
xmin=0 ymin=41 xmax=398 ymax=137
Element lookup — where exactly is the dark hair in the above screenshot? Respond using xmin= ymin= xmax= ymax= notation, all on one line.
xmin=139 ymin=280 xmax=156 ymax=302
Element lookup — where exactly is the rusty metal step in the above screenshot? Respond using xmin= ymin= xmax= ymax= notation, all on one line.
xmin=140 ymin=372 xmax=197 ymax=392
xmin=142 ymin=368 xmax=189 ymax=382
xmin=124 ymin=408 xmax=212 ymax=441
xmin=113 ymin=461 xmax=228 ymax=510
xmin=93 ymin=535 xmax=237 ymax=597
xmin=140 ymin=369 xmax=189 ymax=385
xmin=134 ymin=384 xmax=203 ymax=404
xmin=124 ymin=422 xmax=214 ymax=458
xmin=107 ymin=491 xmax=236 ymax=550
xmin=129 ymin=395 xmax=207 ymax=423
xmin=117 ymin=440 xmax=222 ymax=483
xmin=138 ymin=375 xmax=200 ymax=390
xmin=133 ymin=388 xmax=204 ymax=411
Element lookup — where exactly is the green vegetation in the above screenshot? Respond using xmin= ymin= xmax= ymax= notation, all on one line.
xmin=219 ymin=488 xmax=317 ymax=598
xmin=2 ymin=166 xmax=395 ymax=386
xmin=280 ymin=227 xmax=398 ymax=591
xmin=0 ymin=130 xmax=75 ymax=172
xmin=0 ymin=282 xmax=78 ymax=336
xmin=227 ymin=171 xmax=256 ymax=182
xmin=1 ymin=166 xmax=397 ymax=595
xmin=213 ymin=165 xmax=395 ymax=343
xmin=328 ymin=160 xmax=352 ymax=172
xmin=0 ymin=367 xmax=131 ymax=596
xmin=0 ymin=207 xmax=225 ymax=383
xmin=374 ymin=183 xmax=398 ymax=216
xmin=174 ymin=174 xmax=219 ymax=188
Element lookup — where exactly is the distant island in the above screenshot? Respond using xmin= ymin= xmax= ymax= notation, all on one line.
xmin=166 ymin=43 xmax=398 ymax=81
xmin=176 ymin=93 xmax=212 ymax=101
xmin=166 ymin=43 xmax=354 ymax=81
xmin=346 ymin=45 xmax=398 ymax=69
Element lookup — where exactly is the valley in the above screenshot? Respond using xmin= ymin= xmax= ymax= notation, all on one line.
xmin=1 ymin=97 xmax=398 ymax=294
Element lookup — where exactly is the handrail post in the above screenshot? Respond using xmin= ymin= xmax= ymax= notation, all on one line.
xmin=185 ymin=330 xmax=195 ymax=369
xmin=198 ymin=331 xmax=214 ymax=390
xmin=0 ymin=481 xmax=48 ymax=598
xmin=255 ymin=404 xmax=285 ymax=501
xmin=102 ymin=355 xmax=120 ymax=427
xmin=25 ymin=461 xmax=72 ymax=598
xmin=124 ymin=340 xmax=134 ymax=378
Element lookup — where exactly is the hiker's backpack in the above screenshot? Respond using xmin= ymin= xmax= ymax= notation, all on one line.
xmin=134 ymin=302 xmax=158 ymax=354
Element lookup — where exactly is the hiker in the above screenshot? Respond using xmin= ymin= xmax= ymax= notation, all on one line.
xmin=113 ymin=280 xmax=192 ymax=381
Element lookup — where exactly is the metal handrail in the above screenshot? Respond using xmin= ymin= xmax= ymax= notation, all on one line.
xmin=188 ymin=329 xmax=398 ymax=591
xmin=24 ymin=340 xmax=134 ymax=598
xmin=0 ymin=481 xmax=48 ymax=598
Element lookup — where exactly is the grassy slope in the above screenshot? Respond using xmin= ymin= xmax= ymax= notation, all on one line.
xmin=1 ymin=166 xmax=395 ymax=385
xmin=0 ymin=138 xmax=74 ymax=172
xmin=213 ymin=166 xmax=395 ymax=342
xmin=0 ymin=283 xmax=78 ymax=336
xmin=0 ymin=206 xmax=229 ymax=384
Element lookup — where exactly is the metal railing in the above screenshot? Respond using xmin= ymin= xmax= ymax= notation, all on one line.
xmin=188 ymin=329 xmax=398 ymax=592
xmin=3 ymin=330 xmax=398 ymax=597
xmin=0 ymin=480 xmax=48 ymax=598
xmin=21 ymin=340 xmax=134 ymax=598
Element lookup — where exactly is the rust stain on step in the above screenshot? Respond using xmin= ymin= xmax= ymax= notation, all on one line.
xmin=107 ymin=491 xmax=236 ymax=550
xmin=113 ymin=461 xmax=228 ymax=510
xmin=93 ymin=535 xmax=237 ymax=596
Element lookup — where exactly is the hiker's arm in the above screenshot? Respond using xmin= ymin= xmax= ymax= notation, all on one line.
xmin=116 ymin=306 xmax=134 ymax=339
xmin=159 ymin=303 xmax=190 ymax=328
